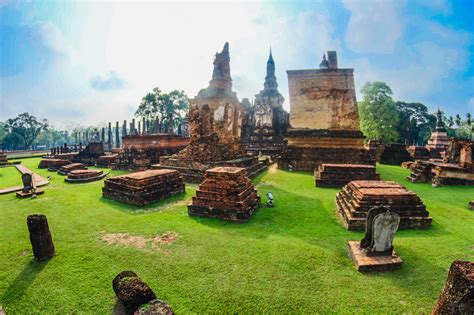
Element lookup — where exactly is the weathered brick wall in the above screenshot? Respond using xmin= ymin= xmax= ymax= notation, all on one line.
xmin=287 ymin=68 xmax=359 ymax=130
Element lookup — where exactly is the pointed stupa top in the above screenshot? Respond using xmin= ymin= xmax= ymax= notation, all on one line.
xmin=197 ymin=42 xmax=238 ymax=101
xmin=319 ymin=53 xmax=329 ymax=69
xmin=435 ymin=108 xmax=447 ymax=132
xmin=264 ymin=48 xmax=278 ymax=91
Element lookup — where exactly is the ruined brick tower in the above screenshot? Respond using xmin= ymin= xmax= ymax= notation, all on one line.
xmin=278 ymin=51 xmax=374 ymax=171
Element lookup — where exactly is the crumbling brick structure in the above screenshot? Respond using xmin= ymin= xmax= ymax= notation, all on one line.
xmin=103 ymin=169 xmax=185 ymax=206
xmin=188 ymin=167 xmax=260 ymax=222
xmin=336 ymin=180 xmax=432 ymax=230
xmin=57 ymin=163 xmax=87 ymax=175
xmin=279 ymin=51 xmax=374 ymax=171
xmin=65 ymin=169 xmax=107 ymax=183
xmin=315 ymin=164 xmax=380 ymax=187
xmin=38 ymin=158 xmax=71 ymax=170
xmin=379 ymin=143 xmax=412 ymax=166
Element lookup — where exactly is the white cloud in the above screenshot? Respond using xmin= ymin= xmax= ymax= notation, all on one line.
xmin=343 ymin=0 xmax=404 ymax=53
xmin=90 ymin=71 xmax=126 ymax=91
xmin=30 ymin=21 xmax=73 ymax=57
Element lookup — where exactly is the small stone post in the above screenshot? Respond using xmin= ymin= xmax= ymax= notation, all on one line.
xmin=108 ymin=122 xmax=112 ymax=151
xmin=142 ymin=117 xmax=146 ymax=134
xmin=122 ymin=120 xmax=127 ymax=137
xmin=115 ymin=121 xmax=120 ymax=148
xmin=27 ymin=214 xmax=55 ymax=260
xmin=132 ymin=118 xmax=136 ymax=135
xmin=101 ymin=127 xmax=105 ymax=142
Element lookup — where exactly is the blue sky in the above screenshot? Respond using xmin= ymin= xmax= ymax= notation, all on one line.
xmin=0 ymin=0 xmax=473 ymax=128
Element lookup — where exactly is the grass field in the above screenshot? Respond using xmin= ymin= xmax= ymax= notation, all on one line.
xmin=0 ymin=158 xmax=473 ymax=314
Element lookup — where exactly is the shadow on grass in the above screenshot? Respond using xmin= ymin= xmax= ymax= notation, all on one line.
xmin=1 ymin=259 xmax=49 ymax=302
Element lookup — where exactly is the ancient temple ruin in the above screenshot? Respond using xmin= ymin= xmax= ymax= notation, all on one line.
xmin=157 ymin=43 xmax=266 ymax=182
xmin=241 ymin=50 xmax=289 ymax=156
xmin=427 ymin=109 xmax=451 ymax=154
xmin=278 ymin=51 xmax=375 ymax=171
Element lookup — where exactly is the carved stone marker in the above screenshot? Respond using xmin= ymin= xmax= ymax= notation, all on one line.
xmin=432 ymin=260 xmax=473 ymax=314
xmin=27 ymin=214 xmax=55 ymax=260
xmin=16 ymin=173 xmax=44 ymax=198
xmin=348 ymin=206 xmax=402 ymax=272
xmin=112 ymin=271 xmax=157 ymax=314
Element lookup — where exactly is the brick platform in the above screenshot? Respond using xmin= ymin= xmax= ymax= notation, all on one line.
xmin=348 ymin=241 xmax=402 ymax=272
xmin=315 ymin=164 xmax=380 ymax=187
xmin=102 ymin=169 xmax=184 ymax=206
xmin=188 ymin=167 xmax=260 ymax=222
xmin=0 ymin=153 xmax=8 ymax=165
xmin=38 ymin=158 xmax=71 ymax=170
xmin=65 ymin=169 xmax=107 ymax=183
xmin=96 ymin=154 xmax=118 ymax=167
xmin=379 ymin=143 xmax=412 ymax=166
xmin=57 ymin=163 xmax=87 ymax=175
xmin=336 ymin=180 xmax=432 ymax=230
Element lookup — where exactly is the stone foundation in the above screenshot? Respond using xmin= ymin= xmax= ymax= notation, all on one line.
xmin=65 ymin=170 xmax=107 ymax=183
xmin=315 ymin=164 xmax=380 ymax=187
xmin=96 ymin=154 xmax=118 ymax=168
xmin=103 ymin=169 xmax=185 ymax=206
xmin=408 ymin=146 xmax=430 ymax=161
xmin=336 ymin=180 xmax=432 ymax=230
xmin=348 ymin=241 xmax=402 ymax=272
xmin=379 ymin=143 xmax=412 ymax=166
xmin=57 ymin=163 xmax=87 ymax=175
xmin=38 ymin=158 xmax=71 ymax=170
xmin=188 ymin=167 xmax=260 ymax=222
xmin=278 ymin=129 xmax=375 ymax=171
xmin=408 ymin=160 xmax=474 ymax=186
xmin=241 ymin=128 xmax=287 ymax=157
xmin=0 ymin=153 xmax=9 ymax=165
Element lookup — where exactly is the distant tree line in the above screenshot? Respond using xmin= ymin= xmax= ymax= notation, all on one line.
xmin=359 ymin=81 xmax=473 ymax=144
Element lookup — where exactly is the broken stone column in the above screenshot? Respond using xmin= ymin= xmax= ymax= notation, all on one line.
xmin=112 ymin=271 xmax=157 ymax=314
xmin=26 ymin=214 xmax=55 ymax=260
xmin=433 ymin=260 xmax=474 ymax=314
xmin=115 ymin=121 xmax=120 ymax=148
xmin=134 ymin=299 xmax=174 ymax=315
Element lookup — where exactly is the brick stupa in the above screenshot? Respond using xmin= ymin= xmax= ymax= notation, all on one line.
xmin=336 ymin=180 xmax=432 ymax=230
xmin=278 ymin=51 xmax=375 ymax=171
xmin=102 ymin=169 xmax=185 ymax=206
xmin=188 ymin=167 xmax=260 ymax=222
xmin=157 ymin=43 xmax=266 ymax=182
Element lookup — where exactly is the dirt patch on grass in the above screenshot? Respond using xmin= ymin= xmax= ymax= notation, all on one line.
xmin=101 ymin=231 xmax=178 ymax=252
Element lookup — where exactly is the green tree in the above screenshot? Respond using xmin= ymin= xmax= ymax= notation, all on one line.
xmin=4 ymin=113 xmax=49 ymax=149
xmin=135 ymin=87 xmax=189 ymax=132
xmin=396 ymin=102 xmax=435 ymax=145
xmin=455 ymin=114 xmax=462 ymax=128
xmin=0 ymin=122 xmax=6 ymax=149
xmin=358 ymin=82 xmax=400 ymax=143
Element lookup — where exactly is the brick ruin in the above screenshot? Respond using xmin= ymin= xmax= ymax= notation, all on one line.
xmin=427 ymin=109 xmax=451 ymax=155
xmin=73 ymin=142 xmax=105 ymax=165
xmin=336 ymin=180 xmax=432 ymax=230
xmin=38 ymin=158 xmax=71 ymax=170
xmin=278 ymin=51 xmax=374 ymax=171
xmin=57 ymin=163 xmax=87 ymax=175
xmin=102 ymin=169 xmax=185 ymax=206
xmin=315 ymin=164 xmax=380 ymax=188
xmin=188 ymin=167 xmax=260 ymax=222
xmin=379 ymin=143 xmax=412 ymax=166
xmin=113 ymin=134 xmax=190 ymax=171
xmin=157 ymin=43 xmax=266 ymax=182
xmin=65 ymin=169 xmax=107 ymax=183
xmin=0 ymin=152 xmax=9 ymax=165
xmin=241 ymin=50 xmax=289 ymax=156
xmin=408 ymin=139 xmax=474 ymax=186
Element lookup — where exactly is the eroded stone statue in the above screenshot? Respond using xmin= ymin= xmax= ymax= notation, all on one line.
xmin=360 ymin=205 xmax=400 ymax=256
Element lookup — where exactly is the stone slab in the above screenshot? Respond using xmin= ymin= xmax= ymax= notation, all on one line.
xmin=348 ymin=241 xmax=402 ymax=272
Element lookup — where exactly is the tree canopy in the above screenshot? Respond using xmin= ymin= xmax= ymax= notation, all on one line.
xmin=4 ymin=113 xmax=49 ymax=149
xmin=135 ymin=87 xmax=189 ymax=132
xmin=358 ymin=82 xmax=400 ymax=143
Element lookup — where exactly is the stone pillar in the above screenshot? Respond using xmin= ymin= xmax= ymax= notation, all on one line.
xmin=138 ymin=121 xmax=141 ymax=136
xmin=112 ymin=271 xmax=156 ymax=313
xmin=79 ymin=142 xmax=82 ymax=151
xmin=132 ymin=118 xmax=136 ymax=135
xmin=115 ymin=121 xmax=120 ymax=148
xmin=101 ymin=127 xmax=105 ymax=142
xmin=155 ymin=117 xmax=160 ymax=133
xmin=27 ymin=214 xmax=55 ymax=260
xmin=129 ymin=122 xmax=133 ymax=135
xmin=123 ymin=120 xmax=127 ymax=136
xmin=169 ymin=115 xmax=174 ymax=135
xmin=75 ymin=132 xmax=78 ymax=145
xmin=108 ymin=122 xmax=112 ymax=151
xmin=142 ymin=117 xmax=146 ymax=135
xmin=63 ymin=143 xmax=68 ymax=153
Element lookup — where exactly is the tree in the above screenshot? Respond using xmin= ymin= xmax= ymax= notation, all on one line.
xmin=4 ymin=113 xmax=49 ymax=149
xmin=0 ymin=122 xmax=6 ymax=149
xmin=455 ymin=114 xmax=462 ymax=128
xmin=358 ymin=82 xmax=400 ymax=143
xmin=135 ymin=87 xmax=189 ymax=132
xmin=446 ymin=116 xmax=454 ymax=128
xmin=396 ymin=102 xmax=435 ymax=146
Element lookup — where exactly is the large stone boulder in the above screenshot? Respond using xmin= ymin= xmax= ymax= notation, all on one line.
xmin=112 ymin=271 xmax=157 ymax=314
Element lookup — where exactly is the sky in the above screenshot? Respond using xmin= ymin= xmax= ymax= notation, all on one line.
xmin=0 ymin=0 xmax=473 ymax=129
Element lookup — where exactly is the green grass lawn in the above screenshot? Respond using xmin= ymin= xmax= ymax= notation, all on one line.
xmin=0 ymin=166 xmax=23 ymax=190
xmin=0 ymin=158 xmax=473 ymax=314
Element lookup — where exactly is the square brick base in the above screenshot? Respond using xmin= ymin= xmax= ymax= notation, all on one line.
xmin=348 ymin=241 xmax=402 ymax=272
xmin=16 ymin=189 xmax=44 ymax=198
